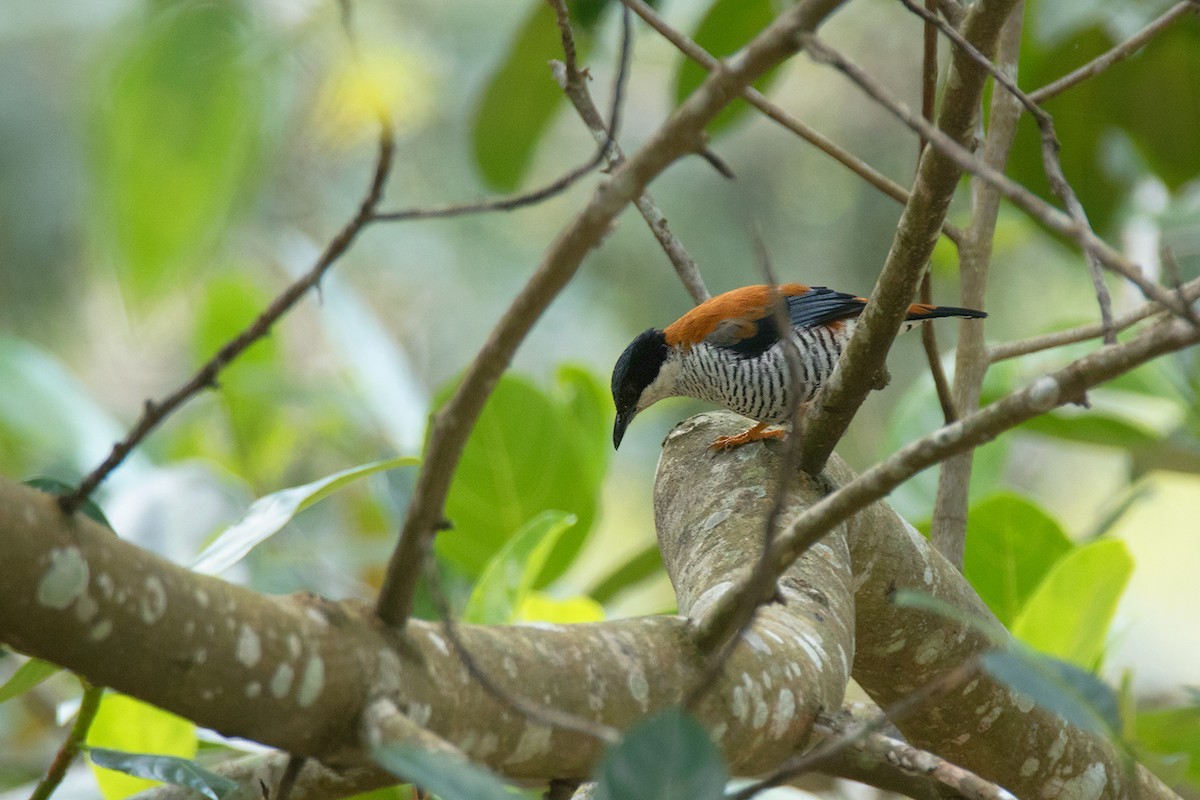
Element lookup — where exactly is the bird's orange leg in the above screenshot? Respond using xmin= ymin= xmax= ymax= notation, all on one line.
xmin=708 ymin=421 xmax=787 ymax=451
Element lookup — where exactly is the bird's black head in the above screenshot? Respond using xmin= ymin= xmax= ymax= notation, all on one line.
xmin=611 ymin=328 xmax=669 ymax=450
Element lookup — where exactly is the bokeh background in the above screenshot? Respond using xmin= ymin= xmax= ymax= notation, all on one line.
xmin=2 ymin=0 xmax=1199 ymax=796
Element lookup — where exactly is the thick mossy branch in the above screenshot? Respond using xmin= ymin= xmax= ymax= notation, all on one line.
xmin=658 ymin=411 xmax=1176 ymax=800
xmin=0 ymin=473 xmax=850 ymax=785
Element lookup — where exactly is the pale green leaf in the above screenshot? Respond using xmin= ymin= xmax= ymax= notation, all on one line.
xmin=518 ymin=591 xmax=605 ymax=624
xmin=464 ymin=511 xmax=577 ymax=624
xmin=0 ymin=658 xmax=60 ymax=704
xmin=891 ymin=589 xmax=1007 ymax=644
xmin=88 ymin=749 xmax=239 ymax=800
xmin=87 ymin=693 xmax=197 ymax=800
xmin=1011 ymin=539 xmax=1133 ymax=669
xmin=373 ymin=744 xmax=520 ymax=800
xmin=190 ymin=456 xmax=417 ymax=575
xmin=982 ymin=647 xmax=1121 ymax=736
xmin=963 ymin=494 xmax=1072 ymax=626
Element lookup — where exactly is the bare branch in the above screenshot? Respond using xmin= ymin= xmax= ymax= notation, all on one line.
xmin=28 ymin=683 xmax=103 ymax=800
xmin=58 ymin=119 xmax=397 ymax=515
xmin=989 ymin=275 xmax=1200 ymax=362
xmin=1029 ymin=2 xmax=1199 ymax=103
xmin=898 ymin=0 xmax=1117 ymax=341
xmin=619 ymin=0 xmax=964 ymax=247
xmin=931 ymin=5 xmax=1024 ymax=569
xmin=375 ymin=0 xmax=852 ymax=628
xmin=549 ymin=1 xmax=711 ymax=304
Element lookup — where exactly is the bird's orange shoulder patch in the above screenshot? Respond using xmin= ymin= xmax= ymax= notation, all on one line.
xmin=664 ymin=283 xmax=810 ymax=346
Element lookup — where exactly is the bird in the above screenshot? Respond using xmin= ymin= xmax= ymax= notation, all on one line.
xmin=611 ymin=283 xmax=986 ymax=451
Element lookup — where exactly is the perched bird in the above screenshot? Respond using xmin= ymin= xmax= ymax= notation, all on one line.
xmin=611 ymin=283 xmax=986 ymax=451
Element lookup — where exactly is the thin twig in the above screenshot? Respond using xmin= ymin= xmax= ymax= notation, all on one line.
xmin=58 ymin=119 xmax=398 ymax=515
xmin=686 ymin=235 xmax=809 ymax=685
xmin=729 ymin=660 xmax=981 ymax=800
xmin=1029 ymin=1 xmax=1198 ymax=103
xmin=422 ymin=554 xmax=618 ymax=743
xmin=374 ymin=5 xmax=641 ymax=627
xmin=619 ymin=0 xmax=964 ymax=248
xmin=797 ymin=33 xmax=1193 ymax=320
xmin=989 ymin=275 xmax=1200 ymax=362
xmin=549 ymin=0 xmax=711 ymax=304
xmin=273 ymin=756 xmax=305 ymax=800
xmin=917 ymin=3 xmax=958 ymax=423
xmin=898 ymin=0 xmax=1117 ymax=342
xmin=929 ymin=5 xmax=1023 ymax=571
xmin=29 ymin=683 xmax=103 ymax=800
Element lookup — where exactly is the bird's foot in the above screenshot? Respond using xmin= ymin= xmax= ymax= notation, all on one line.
xmin=708 ymin=422 xmax=787 ymax=451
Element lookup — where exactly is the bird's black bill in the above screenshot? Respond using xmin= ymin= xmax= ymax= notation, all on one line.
xmin=613 ymin=409 xmax=634 ymax=450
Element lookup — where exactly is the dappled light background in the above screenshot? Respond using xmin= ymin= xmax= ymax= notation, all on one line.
xmin=2 ymin=0 xmax=1200 ymax=794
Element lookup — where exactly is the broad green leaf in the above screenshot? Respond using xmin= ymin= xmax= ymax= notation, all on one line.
xmin=962 ymin=494 xmax=1073 ymax=626
xmin=471 ymin=3 xmax=590 ymax=190
xmin=0 ymin=658 xmax=60 ymax=704
xmin=464 ymin=511 xmax=577 ymax=624
xmin=981 ymin=647 xmax=1121 ymax=737
xmin=87 ymin=693 xmax=197 ymax=800
xmin=372 ymin=744 xmax=520 ymax=800
xmin=437 ymin=373 xmax=604 ymax=584
xmin=25 ymin=476 xmax=113 ymax=529
xmin=92 ymin=3 xmax=265 ymax=298
xmin=518 ymin=591 xmax=606 ymax=623
xmin=556 ymin=365 xmax=612 ymax=485
xmin=674 ymin=0 xmax=779 ymax=134
xmin=1011 ymin=539 xmax=1133 ymax=669
xmin=1137 ymin=704 xmax=1200 ymax=790
xmin=590 ymin=544 xmax=666 ymax=604
xmin=190 ymin=456 xmax=417 ymax=575
xmin=87 ymin=749 xmax=239 ymax=800
xmin=891 ymin=589 xmax=1007 ymax=644
xmin=592 ymin=708 xmax=727 ymax=800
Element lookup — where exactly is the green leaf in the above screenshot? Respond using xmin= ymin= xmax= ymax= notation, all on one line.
xmin=592 ymin=708 xmax=727 ymax=800
xmin=190 ymin=455 xmax=418 ymax=575
xmin=556 ymin=365 xmax=612 ymax=485
xmin=464 ymin=510 xmax=578 ymax=624
xmin=981 ymin=647 xmax=1121 ymax=737
xmin=0 ymin=658 xmax=61 ymax=704
xmin=87 ymin=749 xmax=239 ymax=800
xmin=1011 ymin=539 xmax=1133 ymax=669
xmin=673 ymin=0 xmax=779 ymax=135
xmin=891 ymin=589 xmax=1007 ymax=644
xmin=372 ymin=744 xmax=520 ymax=800
xmin=590 ymin=544 xmax=666 ymax=604
xmin=87 ymin=693 xmax=197 ymax=800
xmin=962 ymin=494 xmax=1073 ymax=626
xmin=518 ymin=591 xmax=606 ymax=623
xmin=1136 ymin=704 xmax=1200 ymax=790
xmin=92 ymin=2 xmax=265 ymax=298
xmin=437 ymin=373 xmax=604 ymax=584
xmin=471 ymin=3 xmax=588 ymax=190
xmin=25 ymin=476 xmax=113 ymax=529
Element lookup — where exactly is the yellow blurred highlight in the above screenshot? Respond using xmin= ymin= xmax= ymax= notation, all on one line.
xmin=518 ymin=591 xmax=606 ymax=624
xmin=316 ymin=48 xmax=433 ymax=145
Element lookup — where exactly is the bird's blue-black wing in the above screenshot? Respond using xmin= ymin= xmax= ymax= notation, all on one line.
xmin=718 ymin=286 xmax=865 ymax=358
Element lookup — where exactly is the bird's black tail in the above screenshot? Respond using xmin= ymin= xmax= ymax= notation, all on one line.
xmin=904 ymin=303 xmax=987 ymax=321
